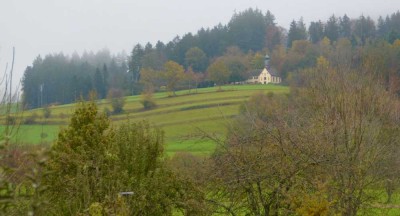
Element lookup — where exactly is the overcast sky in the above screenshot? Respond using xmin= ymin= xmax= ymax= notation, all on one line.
xmin=1 ymin=0 xmax=399 ymax=85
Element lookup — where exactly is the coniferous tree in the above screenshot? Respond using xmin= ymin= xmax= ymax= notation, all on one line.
xmin=309 ymin=21 xmax=324 ymax=43
xmin=129 ymin=44 xmax=144 ymax=84
xmin=94 ymin=68 xmax=106 ymax=98
xmin=228 ymin=8 xmax=266 ymax=52
xmin=265 ymin=11 xmax=283 ymax=51
xmin=324 ymin=15 xmax=340 ymax=42
xmin=339 ymin=14 xmax=352 ymax=38
xmin=287 ymin=19 xmax=307 ymax=47
xmin=102 ymin=64 xmax=109 ymax=95
xmin=44 ymin=100 xmax=117 ymax=214
xmin=353 ymin=15 xmax=376 ymax=45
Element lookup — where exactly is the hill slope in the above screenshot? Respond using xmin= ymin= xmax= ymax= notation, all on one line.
xmin=3 ymin=85 xmax=288 ymax=155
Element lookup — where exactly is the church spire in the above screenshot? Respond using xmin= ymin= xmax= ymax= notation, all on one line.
xmin=264 ymin=55 xmax=270 ymax=69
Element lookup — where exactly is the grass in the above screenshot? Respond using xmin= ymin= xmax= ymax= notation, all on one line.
xmin=3 ymin=84 xmax=289 ymax=154
xmin=0 ymin=125 xmax=60 ymax=145
xmin=360 ymin=189 xmax=400 ymax=215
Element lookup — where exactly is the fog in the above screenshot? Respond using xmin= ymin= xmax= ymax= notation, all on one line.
xmin=1 ymin=0 xmax=399 ymax=86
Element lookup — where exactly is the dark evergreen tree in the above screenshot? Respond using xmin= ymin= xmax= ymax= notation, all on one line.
xmin=353 ymin=15 xmax=376 ymax=45
xmin=172 ymin=33 xmax=198 ymax=65
xmin=339 ymin=14 xmax=352 ymax=38
xmin=325 ymin=15 xmax=340 ymax=42
xmin=265 ymin=11 xmax=283 ymax=51
xmin=228 ymin=8 xmax=266 ymax=52
xmin=102 ymin=63 xmax=109 ymax=95
xmin=377 ymin=16 xmax=388 ymax=37
xmin=309 ymin=21 xmax=324 ymax=43
xmin=287 ymin=18 xmax=307 ymax=47
xmin=129 ymin=44 xmax=144 ymax=83
xmin=94 ymin=68 xmax=106 ymax=99
xmin=144 ymin=42 xmax=153 ymax=53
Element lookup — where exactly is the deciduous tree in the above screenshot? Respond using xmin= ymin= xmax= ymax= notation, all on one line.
xmin=207 ymin=59 xmax=230 ymax=90
xmin=162 ymin=61 xmax=185 ymax=96
xmin=185 ymin=47 xmax=208 ymax=72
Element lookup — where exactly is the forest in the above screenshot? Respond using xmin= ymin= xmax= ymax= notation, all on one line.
xmin=2 ymin=8 xmax=400 ymax=215
xmin=21 ymin=9 xmax=400 ymax=108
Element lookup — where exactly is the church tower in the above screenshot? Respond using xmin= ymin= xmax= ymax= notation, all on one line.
xmin=264 ymin=55 xmax=270 ymax=69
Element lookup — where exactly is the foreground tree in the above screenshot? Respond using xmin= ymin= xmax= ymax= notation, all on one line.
xmin=114 ymin=121 xmax=207 ymax=215
xmin=42 ymin=100 xmax=206 ymax=214
xmin=297 ymin=66 xmax=400 ymax=215
xmin=0 ymin=48 xmax=22 ymax=214
xmin=206 ymin=92 xmax=304 ymax=215
xmin=43 ymin=100 xmax=118 ymax=214
xmin=205 ymin=62 xmax=400 ymax=215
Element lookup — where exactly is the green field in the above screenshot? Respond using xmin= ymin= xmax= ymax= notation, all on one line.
xmin=1 ymin=85 xmax=288 ymax=154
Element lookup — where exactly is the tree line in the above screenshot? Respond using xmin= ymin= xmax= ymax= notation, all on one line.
xmin=22 ymin=9 xmax=400 ymax=109
xmin=22 ymin=50 xmax=129 ymax=109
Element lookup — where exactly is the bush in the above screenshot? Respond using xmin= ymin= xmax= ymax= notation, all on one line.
xmin=107 ymin=88 xmax=126 ymax=114
xmin=140 ymin=92 xmax=157 ymax=110
xmin=58 ymin=112 xmax=66 ymax=119
xmin=5 ymin=115 xmax=16 ymax=125
xmin=23 ymin=113 xmax=38 ymax=124
xmin=103 ymin=107 xmax=111 ymax=117
xmin=42 ymin=106 xmax=51 ymax=118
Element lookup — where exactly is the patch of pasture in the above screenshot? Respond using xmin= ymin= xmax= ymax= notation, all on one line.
xmin=0 ymin=125 xmax=60 ymax=145
xmin=3 ymin=85 xmax=288 ymax=155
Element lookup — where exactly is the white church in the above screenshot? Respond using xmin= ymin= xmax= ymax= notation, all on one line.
xmin=246 ymin=55 xmax=281 ymax=84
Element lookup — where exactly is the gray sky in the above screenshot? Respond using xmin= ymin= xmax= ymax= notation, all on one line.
xmin=1 ymin=0 xmax=399 ymax=86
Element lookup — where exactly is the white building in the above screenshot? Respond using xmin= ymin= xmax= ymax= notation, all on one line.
xmin=246 ymin=55 xmax=281 ymax=84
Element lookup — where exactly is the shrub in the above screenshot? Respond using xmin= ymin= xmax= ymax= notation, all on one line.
xmin=23 ymin=113 xmax=38 ymax=124
xmin=103 ymin=107 xmax=111 ymax=117
xmin=107 ymin=88 xmax=126 ymax=114
xmin=42 ymin=106 xmax=51 ymax=118
xmin=58 ymin=112 xmax=66 ymax=119
xmin=5 ymin=115 xmax=16 ymax=125
xmin=140 ymin=92 xmax=157 ymax=110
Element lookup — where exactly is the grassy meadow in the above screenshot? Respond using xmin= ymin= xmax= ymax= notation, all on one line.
xmin=1 ymin=84 xmax=288 ymax=155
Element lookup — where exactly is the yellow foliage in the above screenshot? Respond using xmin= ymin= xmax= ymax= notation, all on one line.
xmin=320 ymin=37 xmax=331 ymax=46
xmin=393 ymin=39 xmax=400 ymax=47
xmin=291 ymin=40 xmax=312 ymax=55
xmin=89 ymin=202 xmax=104 ymax=216
xmin=295 ymin=193 xmax=331 ymax=216
xmin=316 ymin=56 xmax=330 ymax=69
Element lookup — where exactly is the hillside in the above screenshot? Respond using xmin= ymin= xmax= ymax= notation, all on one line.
xmin=3 ymin=84 xmax=288 ymax=155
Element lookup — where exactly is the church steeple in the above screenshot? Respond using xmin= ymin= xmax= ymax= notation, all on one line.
xmin=264 ymin=54 xmax=270 ymax=69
